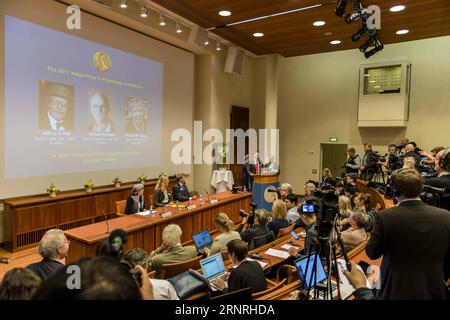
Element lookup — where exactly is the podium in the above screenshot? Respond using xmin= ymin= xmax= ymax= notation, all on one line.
xmin=252 ymin=174 xmax=280 ymax=211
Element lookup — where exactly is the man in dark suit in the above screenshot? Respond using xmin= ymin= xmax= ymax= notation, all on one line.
xmin=172 ymin=173 xmax=190 ymax=202
xmin=366 ymin=168 xmax=450 ymax=300
xmin=27 ymin=229 xmax=70 ymax=280
xmin=248 ymin=152 xmax=270 ymax=188
xmin=360 ymin=143 xmax=379 ymax=181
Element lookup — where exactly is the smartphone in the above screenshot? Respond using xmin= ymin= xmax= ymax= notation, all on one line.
xmin=290 ymin=231 xmax=299 ymax=240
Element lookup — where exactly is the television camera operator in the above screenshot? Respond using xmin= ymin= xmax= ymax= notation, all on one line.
xmin=360 ymin=143 xmax=379 ymax=181
xmin=378 ymin=144 xmax=403 ymax=175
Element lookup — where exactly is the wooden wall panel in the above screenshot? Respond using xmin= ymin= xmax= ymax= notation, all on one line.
xmin=15 ymin=203 xmax=59 ymax=233
xmin=58 ymin=197 xmax=94 ymax=223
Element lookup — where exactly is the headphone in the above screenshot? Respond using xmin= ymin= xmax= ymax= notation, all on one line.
xmin=439 ymin=148 xmax=450 ymax=171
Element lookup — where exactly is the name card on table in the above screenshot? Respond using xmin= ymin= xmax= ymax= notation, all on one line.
xmin=210 ymin=199 xmax=219 ymax=204
xmin=160 ymin=212 xmax=172 ymax=218
xmin=187 ymin=204 xmax=197 ymax=210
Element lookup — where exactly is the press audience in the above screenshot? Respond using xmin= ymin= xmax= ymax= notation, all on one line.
xmin=236 ymin=209 xmax=275 ymax=249
xmin=213 ymin=239 xmax=267 ymax=294
xmin=148 ymin=224 xmax=197 ymax=278
xmin=27 ymin=229 xmax=69 ymax=280
xmin=268 ymin=199 xmax=290 ymax=237
xmin=0 ymin=268 xmax=41 ymax=300
xmin=203 ymin=213 xmax=241 ymax=256
xmin=284 ymin=193 xmax=300 ymax=224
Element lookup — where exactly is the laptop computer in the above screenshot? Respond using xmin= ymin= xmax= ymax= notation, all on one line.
xmin=294 ymin=253 xmax=354 ymax=300
xmin=190 ymin=253 xmax=228 ymax=291
xmin=192 ymin=230 xmax=213 ymax=251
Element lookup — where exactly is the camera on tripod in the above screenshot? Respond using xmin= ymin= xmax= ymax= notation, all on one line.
xmin=239 ymin=202 xmax=258 ymax=225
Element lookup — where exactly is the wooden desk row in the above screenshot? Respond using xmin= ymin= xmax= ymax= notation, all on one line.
xmin=2 ymin=179 xmax=176 ymax=252
xmin=64 ymin=192 xmax=252 ymax=264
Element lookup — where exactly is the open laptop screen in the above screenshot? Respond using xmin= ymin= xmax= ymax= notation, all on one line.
xmin=294 ymin=253 xmax=327 ymax=289
xmin=200 ymin=253 xmax=225 ymax=281
xmin=192 ymin=230 xmax=213 ymax=250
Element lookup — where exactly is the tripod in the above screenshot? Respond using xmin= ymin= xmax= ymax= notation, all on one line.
xmin=299 ymin=212 xmax=351 ymax=300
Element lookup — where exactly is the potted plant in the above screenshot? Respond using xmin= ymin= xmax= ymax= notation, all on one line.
xmin=46 ymin=182 xmax=59 ymax=198
xmin=112 ymin=177 xmax=122 ymax=188
xmin=83 ymin=179 xmax=94 ymax=192
xmin=137 ymin=173 xmax=147 ymax=183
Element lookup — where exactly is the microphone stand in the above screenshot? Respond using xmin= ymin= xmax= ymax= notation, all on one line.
xmin=103 ymin=210 xmax=110 ymax=234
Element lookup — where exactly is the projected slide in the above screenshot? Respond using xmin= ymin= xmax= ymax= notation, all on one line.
xmin=4 ymin=16 xmax=163 ymax=178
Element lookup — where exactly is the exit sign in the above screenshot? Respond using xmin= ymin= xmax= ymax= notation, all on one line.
xmin=329 ymin=137 xmax=338 ymax=142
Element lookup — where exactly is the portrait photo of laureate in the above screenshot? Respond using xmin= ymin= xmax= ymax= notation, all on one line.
xmin=87 ymin=90 xmax=115 ymax=133
xmin=124 ymin=96 xmax=148 ymax=134
xmin=39 ymin=80 xmax=74 ymax=131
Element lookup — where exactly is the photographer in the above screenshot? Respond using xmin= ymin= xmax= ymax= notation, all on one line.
xmin=344 ymin=148 xmax=361 ymax=174
xmin=236 ymin=208 xmax=275 ymax=250
xmin=366 ymin=168 xmax=450 ymax=299
xmin=360 ymin=143 xmax=378 ymax=181
xmin=380 ymin=144 xmax=403 ymax=174
xmin=403 ymin=143 xmax=422 ymax=168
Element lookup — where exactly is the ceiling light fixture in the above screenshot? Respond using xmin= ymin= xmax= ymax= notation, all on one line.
xmin=390 ymin=5 xmax=406 ymax=12
xmin=313 ymin=21 xmax=326 ymax=27
xmin=253 ymin=32 xmax=264 ymax=38
xmin=176 ymin=21 xmax=182 ymax=33
xmin=216 ymin=41 xmax=221 ymax=51
xmin=396 ymin=29 xmax=409 ymax=35
xmin=219 ymin=10 xmax=232 ymax=17
xmin=330 ymin=40 xmax=341 ymax=45
xmin=139 ymin=5 xmax=148 ymax=18
xmin=119 ymin=0 xmax=127 ymax=9
xmin=159 ymin=14 xmax=166 ymax=26
xmin=204 ymin=39 xmax=209 ymax=45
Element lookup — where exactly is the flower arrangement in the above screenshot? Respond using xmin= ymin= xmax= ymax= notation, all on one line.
xmin=112 ymin=177 xmax=122 ymax=187
xmin=46 ymin=182 xmax=59 ymax=197
xmin=137 ymin=173 xmax=147 ymax=182
xmin=84 ymin=179 xmax=94 ymax=192
xmin=215 ymin=143 xmax=229 ymax=170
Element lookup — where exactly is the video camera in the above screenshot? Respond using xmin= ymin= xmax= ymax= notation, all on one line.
xmin=239 ymin=202 xmax=258 ymax=225
xmin=420 ymin=185 xmax=450 ymax=210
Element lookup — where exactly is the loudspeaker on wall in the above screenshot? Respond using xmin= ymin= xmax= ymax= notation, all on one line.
xmin=224 ymin=47 xmax=245 ymax=75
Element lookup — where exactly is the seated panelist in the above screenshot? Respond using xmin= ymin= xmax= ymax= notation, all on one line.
xmin=172 ymin=173 xmax=190 ymax=202
xmin=153 ymin=175 xmax=171 ymax=207
xmin=125 ymin=183 xmax=145 ymax=215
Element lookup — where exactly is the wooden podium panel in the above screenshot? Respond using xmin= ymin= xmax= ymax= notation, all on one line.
xmin=2 ymin=179 xmax=176 ymax=252
xmin=64 ymin=192 xmax=252 ymax=264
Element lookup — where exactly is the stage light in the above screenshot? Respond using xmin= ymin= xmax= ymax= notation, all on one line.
xmin=139 ymin=5 xmax=148 ymax=18
xmin=119 ymin=0 xmax=127 ymax=9
xmin=159 ymin=14 xmax=166 ymax=26
xmin=364 ymin=43 xmax=384 ymax=58
xmin=345 ymin=9 xmax=366 ymax=24
xmin=176 ymin=21 xmax=182 ymax=33
xmin=359 ymin=35 xmax=376 ymax=52
xmin=335 ymin=0 xmax=350 ymax=17
xmin=351 ymin=25 xmax=367 ymax=42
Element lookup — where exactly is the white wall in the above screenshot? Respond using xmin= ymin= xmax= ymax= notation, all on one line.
xmin=278 ymin=36 xmax=450 ymax=193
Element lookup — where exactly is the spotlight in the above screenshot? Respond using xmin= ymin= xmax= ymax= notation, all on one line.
xmin=345 ymin=9 xmax=367 ymax=24
xmin=204 ymin=39 xmax=209 ymax=45
xmin=119 ymin=0 xmax=127 ymax=9
xmin=176 ymin=21 xmax=182 ymax=33
xmin=359 ymin=35 xmax=376 ymax=52
xmin=351 ymin=25 xmax=367 ymax=42
xmin=335 ymin=0 xmax=350 ymax=17
xmin=216 ymin=41 xmax=221 ymax=51
xmin=139 ymin=5 xmax=148 ymax=18
xmin=364 ymin=42 xmax=384 ymax=58
xmin=159 ymin=14 xmax=166 ymax=26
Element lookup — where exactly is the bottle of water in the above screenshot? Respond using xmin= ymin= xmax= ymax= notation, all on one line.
xmin=243 ymin=185 xmax=247 ymax=193
xmin=175 ymin=200 xmax=179 ymax=211
xmin=199 ymin=193 xmax=203 ymax=205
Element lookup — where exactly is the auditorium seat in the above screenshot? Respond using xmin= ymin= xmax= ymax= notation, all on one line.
xmin=252 ymin=278 xmax=287 ymax=299
xmin=160 ymin=255 xmax=202 ymax=279
xmin=276 ymin=264 xmax=298 ymax=285
xmin=115 ymin=200 xmax=126 ymax=216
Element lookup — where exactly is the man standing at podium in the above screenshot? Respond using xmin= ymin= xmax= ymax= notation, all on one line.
xmin=248 ymin=152 xmax=271 ymax=187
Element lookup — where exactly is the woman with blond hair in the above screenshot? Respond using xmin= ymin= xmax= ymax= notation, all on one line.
xmin=152 ymin=175 xmax=170 ymax=207
xmin=204 ymin=213 xmax=241 ymax=256
xmin=268 ymin=199 xmax=290 ymax=237
xmin=321 ymin=168 xmax=333 ymax=186
xmin=338 ymin=195 xmax=353 ymax=219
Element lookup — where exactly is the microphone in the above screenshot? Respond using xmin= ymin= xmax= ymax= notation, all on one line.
xmin=103 ymin=210 xmax=110 ymax=234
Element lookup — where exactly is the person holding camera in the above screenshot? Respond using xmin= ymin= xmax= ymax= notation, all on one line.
xmin=366 ymin=168 xmax=450 ymax=299
xmin=345 ymin=148 xmax=361 ymax=174
xmin=360 ymin=143 xmax=379 ymax=181
xmin=236 ymin=208 xmax=275 ymax=250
